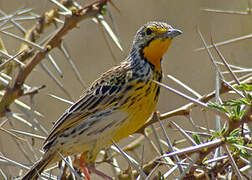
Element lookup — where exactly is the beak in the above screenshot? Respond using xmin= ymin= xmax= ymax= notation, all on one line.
xmin=163 ymin=28 xmax=182 ymax=39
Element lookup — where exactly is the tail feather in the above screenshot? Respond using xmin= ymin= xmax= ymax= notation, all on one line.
xmin=22 ymin=156 xmax=52 ymax=180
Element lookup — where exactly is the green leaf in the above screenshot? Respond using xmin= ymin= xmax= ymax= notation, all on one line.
xmin=234 ymin=84 xmax=252 ymax=91
xmin=193 ymin=133 xmax=201 ymax=144
xmin=230 ymin=144 xmax=252 ymax=158
xmin=230 ymin=107 xmax=238 ymax=119
xmin=236 ymin=105 xmax=241 ymax=115
xmin=220 ymin=127 xmax=226 ymax=135
xmin=212 ymin=131 xmax=221 ymax=138
xmin=227 ymin=137 xmax=244 ymax=144
xmin=239 ymin=109 xmax=246 ymax=119
xmin=202 ymin=157 xmax=208 ymax=165
xmin=239 ymin=148 xmax=252 ymax=158
xmin=248 ymin=93 xmax=252 ymax=101
xmin=207 ymin=102 xmax=229 ymax=113
xmin=100 ymin=5 xmax=107 ymax=15
xmin=240 ymin=98 xmax=250 ymax=105
xmin=229 ymin=128 xmax=240 ymax=136
xmin=229 ymin=105 xmax=246 ymax=119
xmin=224 ymin=98 xmax=249 ymax=106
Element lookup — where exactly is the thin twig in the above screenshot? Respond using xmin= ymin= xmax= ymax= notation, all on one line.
xmin=223 ymin=144 xmax=244 ymax=180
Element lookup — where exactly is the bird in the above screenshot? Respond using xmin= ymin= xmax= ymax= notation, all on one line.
xmin=22 ymin=21 xmax=182 ymax=180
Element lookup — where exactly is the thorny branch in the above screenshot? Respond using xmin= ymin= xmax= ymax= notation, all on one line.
xmin=0 ymin=0 xmax=108 ymax=117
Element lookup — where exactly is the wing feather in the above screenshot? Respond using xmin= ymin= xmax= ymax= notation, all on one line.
xmin=44 ymin=62 xmax=131 ymax=145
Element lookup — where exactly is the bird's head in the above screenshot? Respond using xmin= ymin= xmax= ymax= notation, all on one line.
xmin=132 ymin=22 xmax=182 ymax=72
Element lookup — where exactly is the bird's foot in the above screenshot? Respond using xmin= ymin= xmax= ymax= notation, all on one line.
xmin=79 ymin=154 xmax=112 ymax=180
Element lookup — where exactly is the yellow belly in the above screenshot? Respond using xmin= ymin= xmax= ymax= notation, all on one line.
xmin=111 ymin=82 xmax=159 ymax=142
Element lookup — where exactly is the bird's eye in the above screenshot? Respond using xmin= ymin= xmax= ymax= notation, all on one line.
xmin=146 ymin=28 xmax=152 ymax=35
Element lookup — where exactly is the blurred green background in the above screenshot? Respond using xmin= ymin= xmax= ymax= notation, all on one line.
xmin=0 ymin=0 xmax=251 ymax=178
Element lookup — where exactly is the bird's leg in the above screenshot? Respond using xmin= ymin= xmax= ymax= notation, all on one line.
xmin=79 ymin=143 xmax=113 ymax=180
xmin=79 ymin=151 xmax=113 ymax=180
xmin=79 ymin=152 xmax=91 ymax=180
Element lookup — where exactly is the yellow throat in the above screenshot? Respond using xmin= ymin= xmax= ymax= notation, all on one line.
xmin=143 ymin=37 xmax=172 ymax=72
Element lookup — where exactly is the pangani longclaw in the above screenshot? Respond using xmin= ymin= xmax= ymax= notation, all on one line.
xmin=22 ymin=21 xmax=182 ymax=180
